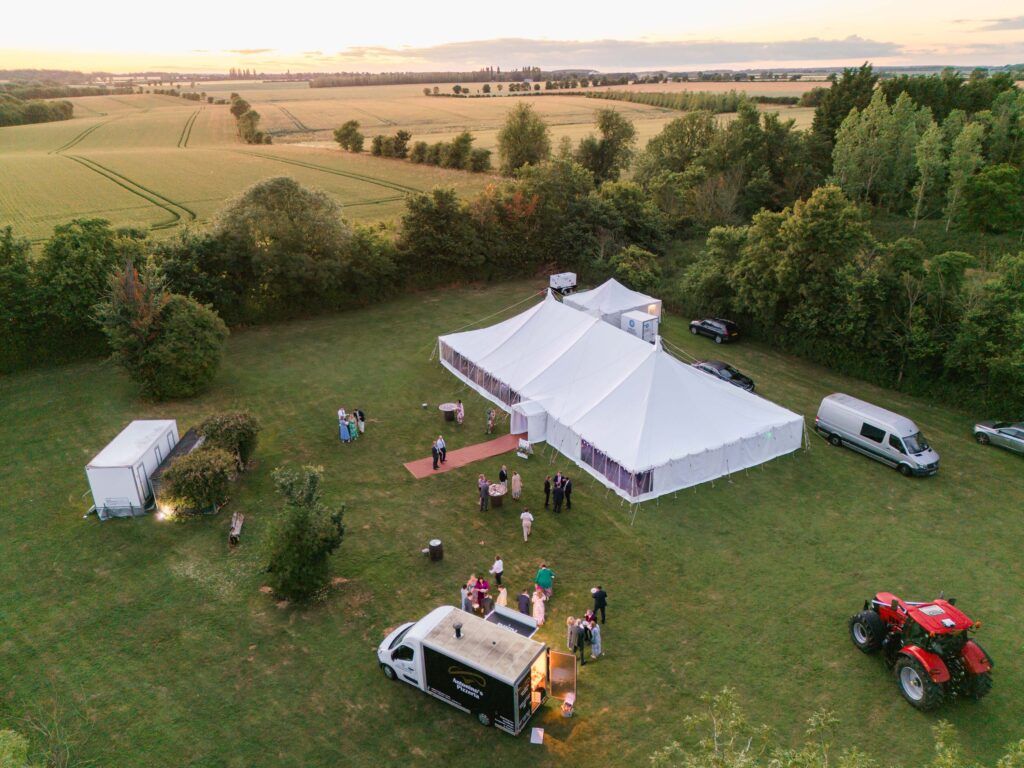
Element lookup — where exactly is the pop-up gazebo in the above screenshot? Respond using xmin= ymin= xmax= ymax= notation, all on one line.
xmin=563 ymin=278 xmax=662 ymax=326
xmin=438 ymin=292 xmax=803 ymax=502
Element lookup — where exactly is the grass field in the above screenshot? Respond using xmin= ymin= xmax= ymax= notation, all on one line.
xmin=0 ymin=81 xmax=815 ymax=242
xmin=1 ymin=281 xmax=1022 ymax=767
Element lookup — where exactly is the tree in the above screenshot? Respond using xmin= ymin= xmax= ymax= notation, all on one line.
xmin=496 ymin=102 xmax=551 ymax=175
xmin=392 ymin=129 xmax=411 ymax=158
xmin=0 ymin=226 xmax=34 ymax=369
xmin=912 ymin=123 xmax=946 ymax=229
xmin=160 ymin=447 xmax=235 ymax=512
xmin=944 ymin=122 xmax=985 ymax=231
xmin=574 ymin=108 xmax=637 ymax=184
xmin=396 ymin=188 xmax=480 ymax=280
xmin=198 ymin=411 xmax=262 ymax=470
xmin=229 ymin=97 xmax=251 ymax=119
xmin=263 ymin=465 xmax=345 ymax=602
xmin=482 ymin=84 xmax=491 ymax=94
xmin=811 ymin=62 xmax=877 ymax=146
xmin=611 ymin=245 xmax=661 ymax=294
xmin=960 ymin=164 xmax=1024 ymax=233
xmin=140 ymin=294 xmax=228 ymax=399
xmin=633 ymin=111 xmax=719 ymax=186
xmin=334 ymin=120 xmax=364 ymax=152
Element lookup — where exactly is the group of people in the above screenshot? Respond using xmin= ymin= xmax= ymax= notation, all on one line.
xmin=337 ymin=407 xmax=366 ymax=443
xmin=431 ymin=435 xmax=447 ymax=470
xmin=566 ymin=586 xmax=608 ymax=665
xmin=460 ymin=554 xmax=508 ymax=615
xmin=516 ymin=562 xmax=555 ymax=626
xmin=476 ymin=465 xmax=522 ymax=510
xmin=543 ymin=471 xmax=573 ymax=513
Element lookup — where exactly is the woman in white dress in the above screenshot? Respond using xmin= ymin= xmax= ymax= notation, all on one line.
xmin=531 ymin=586 xmax=546 ymax=626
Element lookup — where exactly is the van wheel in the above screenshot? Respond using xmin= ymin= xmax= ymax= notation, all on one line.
xmin=897 ymin=464 xmax=913 ymax=477
xmin=380 ymin=664 xmax=397 ymax=681
xmin=828 ymin=434 xmax=842 ymax=447
xmin=476 ymin=712 xmax=493 ymax=727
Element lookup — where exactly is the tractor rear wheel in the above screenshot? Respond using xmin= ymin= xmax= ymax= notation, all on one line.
xmin=895 ymin=656 xmax=945 ymax=710
xmin=968 ymin=671 xmax=993 ymax=701
xmin=849 ymin=610 xmax=886 ymax=653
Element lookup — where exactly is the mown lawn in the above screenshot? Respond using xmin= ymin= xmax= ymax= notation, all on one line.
xmin=1 ymin=281 xmax=1022 ymax=768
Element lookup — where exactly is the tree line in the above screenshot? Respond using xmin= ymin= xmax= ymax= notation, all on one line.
xmin=310 ymin=67 xmax=544 ymax=88
xmin=229 ymin=93 xmax=270 ymax=144
xmin=586 ymin=89 xmax=799 ymax=113
xmin=0 ymin=93 xmax=73 ymax=127
xmin=334 ymin=121 xmax=492 ymax=172
xmin=0 ymin=80 xmax=133 ymax=100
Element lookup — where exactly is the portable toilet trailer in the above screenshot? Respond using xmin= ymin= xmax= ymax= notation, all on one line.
xmin=620 ymin=310 xmax=659 ymax=343
xmin=86 ymin=420 xmax=179 ymax=519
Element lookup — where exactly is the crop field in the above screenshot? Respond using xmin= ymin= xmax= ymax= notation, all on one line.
xmin=1 ymin=81 xmax=817 ymax=242
xmin=1 ymin=281 xmax=1022 ymax=767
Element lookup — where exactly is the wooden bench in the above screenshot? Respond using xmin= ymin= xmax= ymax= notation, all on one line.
xmin=229 ymin=512 xmax=245 ymax=547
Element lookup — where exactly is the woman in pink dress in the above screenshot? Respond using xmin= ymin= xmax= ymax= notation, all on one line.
xmin=531 ymin=585 xmax=546 ymax=626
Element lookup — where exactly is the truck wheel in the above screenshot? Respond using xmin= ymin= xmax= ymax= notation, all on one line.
xmin=690 ymin=327 xmax=698 ymax=335
xmin=476 ymin=712 xmax=493 ymax=727
xmin=828 ymin=434 xmax=842 ymax=447
xmin=968 ymin=671 xmax=993 ymax=701
xmin=849 ymin=610 xmax=886 ymax=654
xmin=380 ymin=664 xmax=397 ymax=681
xmin=975 ymin=433 xmax=990 ymax=445
xmin=895 ymin=656 xmax=945 ymax=710
xmin=897 ymin=464 xmax=913 ymax=477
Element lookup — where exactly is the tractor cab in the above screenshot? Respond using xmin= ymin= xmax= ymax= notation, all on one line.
xmin=903 ymin=600 xmax=974 ymax=656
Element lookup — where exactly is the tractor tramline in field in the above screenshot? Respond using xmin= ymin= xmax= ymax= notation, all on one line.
xmin=848 ymin=591 xmax=993 ymax=710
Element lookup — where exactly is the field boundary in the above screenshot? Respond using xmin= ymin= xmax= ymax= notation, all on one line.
xmin=276 ymin=106 xmax=310 ymax=132
xmin=236 ymin=150 xmax=423 ymax=195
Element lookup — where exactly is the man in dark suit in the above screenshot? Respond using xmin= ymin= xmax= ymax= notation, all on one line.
xmin=564 ymin=477 xmax=573 ymax=510
xmin=552 ymin=482 xmax=564 ymax=514
xmin=543 ymin=476 xmax=551 ymax=508
xmin=592 ymin=585 xmax=608 ymax=624
xmin=431 ymin=442 xmax=439 ymax=470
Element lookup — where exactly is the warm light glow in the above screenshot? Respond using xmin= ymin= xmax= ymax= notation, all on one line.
xmin=0 ymin=1 xmax=1022 ymax=72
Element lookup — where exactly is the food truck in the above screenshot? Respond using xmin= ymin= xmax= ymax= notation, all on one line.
xmin=376 ymin=606 xmax=575 ymax=735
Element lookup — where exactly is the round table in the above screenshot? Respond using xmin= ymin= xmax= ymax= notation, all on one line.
xmin=489 ymin=484 xmax=506 ymax=508
xmin=439 ymin=402 xmax=457 ymax=422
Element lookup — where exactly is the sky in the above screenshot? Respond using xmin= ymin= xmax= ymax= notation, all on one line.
xmin=1 ymin=0 xmax=1022 ymax=73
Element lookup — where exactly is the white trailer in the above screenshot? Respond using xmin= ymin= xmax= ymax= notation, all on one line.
xmin=86 ymin=420 xmax=179 ymax=520
xmin=620 ymin=309 xmax=659 ymax=343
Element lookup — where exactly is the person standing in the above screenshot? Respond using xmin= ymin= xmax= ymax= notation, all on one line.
xmin=543 ymin=476 xmax=551 ymax=508
xmin=574 ymin=619 xmax=587 ymax=666
xmin=355 ymin=408 xmax=366 ymax=434
xmin=592 ymin=585 xmax=608 ymax=624
xmin=566 ymin=617 xmax=579 ymax=651
xmin=589 ymin=620 xmax=603 ymax=659
xmin=553 ymin=471 xmax=564 ymax=489
xmin=535 ymin=563 xmax=554 ymax=599
xmin=475 ymin=576 xmax=490 ymax=607
xmin=510 ymin=471 xmax=522 ymax=500
xmin=517 ymin=588 xmax=531 ymax=615
xmin=431 ymin=441 xmax=440 ymax=470
xmin=489 ymin=555 xmax=504 ymax=586
xmin=455 ymin=399 xmax=464 ymax=425
xmin=531 ymin=586 xmax=546 ymax=626
xmin=436 ymin=435 xmax=447 ymax=463
xmin=563 ymin=476 xmax=573 ymax=510
xmin=460 ymin=583 xmax=472 ymax=612
xmin=498 ymin=464 xmax=508 ymax=489
xmin=486 ymin=408 xmax=495 ymax=434
xmin=478 ymin=474 xmax=489 ymax=511
xmin=496 ymin=585 xmax=508 ymax=607
xmin=520 ymin=508 xmax=534 ymax=542
xmin=348 ymin=416 xmax=359 ymax=441
xmin=552 ymin=482 xmax=564 ymax=514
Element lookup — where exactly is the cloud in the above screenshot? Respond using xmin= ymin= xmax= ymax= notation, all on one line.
xmin=321 ymin=35 xmax=903 ymax=70
xmin=976 ymin=16 xmax=1024 ymax=31
xmin=303 ymin=50 xmax=323 ymax=56
xmin=224 ymin=48 xmax=274 ymax=55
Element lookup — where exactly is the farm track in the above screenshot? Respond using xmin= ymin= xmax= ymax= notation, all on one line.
xmin=64 ymin=155 xmax=197 ymax=230
xmin=237 ymin=150 xmax=423 ymax=195
xmin=178 ymin=109 xmax=202 ymax=148
xmin=49 ymin=119 xmax=113 ymax=154
xmin=276 ymin=106 xmax=311 ymax=132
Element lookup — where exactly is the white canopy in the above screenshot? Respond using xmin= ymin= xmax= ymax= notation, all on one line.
xmin=438 ymin=292 xmax=803 ymax=502
xmin=563 ymin=278 xmax=662 ymax=326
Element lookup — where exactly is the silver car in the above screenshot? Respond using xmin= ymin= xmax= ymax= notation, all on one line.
xmin=973 ymin=421 xmax=1024 ymax=454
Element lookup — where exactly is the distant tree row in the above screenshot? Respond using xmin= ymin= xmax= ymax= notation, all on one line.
xmin=0 ymin=79 xmax=133 ymax=100
xmin=335 ymin=122 xmax=492 ymax=172
xmin=0 ymin=93 xmax=73 ymax=127
xmin=310 ymin=67 xmax=543 ymax=88
xmin=586 ymin=89 xmax=798 ymax=113
xmin=229 ymin=93 xmax=270 ymax=144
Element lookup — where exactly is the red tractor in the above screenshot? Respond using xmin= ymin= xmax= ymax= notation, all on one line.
xmin=848 ymin=592 xmax=993 ymax=710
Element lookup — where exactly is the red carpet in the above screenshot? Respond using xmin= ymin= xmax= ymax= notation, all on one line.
xmin=404 ymin=433 xmax=526 ymax=479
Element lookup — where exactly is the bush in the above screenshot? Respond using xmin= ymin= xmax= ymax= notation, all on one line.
xmin=142 ymin=295 xmax=228 ymax=400
xmin=160 ymin=447 xmax=235 ymax=512
xmin=198 ymin=410 xmax=262 ymax=470
xmin=611 ymin=245 xmax=662 ymax=294
xmin=263 ymin=466 xmax=345 ymax=602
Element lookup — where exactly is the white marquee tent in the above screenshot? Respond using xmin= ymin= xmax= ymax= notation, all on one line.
xmin=438 ymin=291 xmax=804 ymax=502
xmin=563 ymin=278 xmax=662 ymax=326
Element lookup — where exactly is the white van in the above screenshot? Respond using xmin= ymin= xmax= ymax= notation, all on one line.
xmin=815 ymin=393 xmax=939 ymax=477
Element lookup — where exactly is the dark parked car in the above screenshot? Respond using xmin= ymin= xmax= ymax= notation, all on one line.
xmin=692 ymin=360 xmax=755 ymax=391
xmin=689 ymin=318 xmax=739 ymax=344
xmin=972 ymin=421 xmax=1024 ymax=454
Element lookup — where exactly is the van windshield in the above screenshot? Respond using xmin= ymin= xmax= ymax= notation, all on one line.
xmin=389 ymin=625 xmax=412 ymax=650
xmin=904 ymin=432 xmax=930 ymax=454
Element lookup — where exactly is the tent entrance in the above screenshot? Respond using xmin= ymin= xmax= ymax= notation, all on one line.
xmin=511 ymin=400 xmax=548 ymax=443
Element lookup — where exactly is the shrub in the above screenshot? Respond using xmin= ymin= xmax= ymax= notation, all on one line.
xmin=611 ymin=245 xmax=662 ymax=294
xmin=263 ymin=466 xmax=345 ymax=602
xmin=198 ymin=410 xmax=262 ymax=470
xmin=160 ymin=447 xmax=235 ymax=512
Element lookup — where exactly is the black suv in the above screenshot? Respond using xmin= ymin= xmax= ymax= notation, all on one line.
xmin=691 ymin=360 xmax=755 ymax=391
xmin=689 ymin=318 xmax=739 ymax=344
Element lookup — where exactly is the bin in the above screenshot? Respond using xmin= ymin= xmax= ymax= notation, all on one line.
xmin=428 ymin=539 xmax=444 ymax=561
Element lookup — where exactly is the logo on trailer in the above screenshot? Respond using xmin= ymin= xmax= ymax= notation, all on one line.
xmin=448 ymin=666 xmax=487 ymax=698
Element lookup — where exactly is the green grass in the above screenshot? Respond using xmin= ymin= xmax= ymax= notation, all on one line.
xmin=1 ymin=281 xmax=1022 ymax=767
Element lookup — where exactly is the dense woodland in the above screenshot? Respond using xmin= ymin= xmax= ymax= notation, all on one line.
xmin=1 ymin=65 xmax=1021 ymax=413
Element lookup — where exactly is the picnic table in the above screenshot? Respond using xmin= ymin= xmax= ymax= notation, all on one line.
xmin=439 ymin=402 xmax=457 ymax=422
